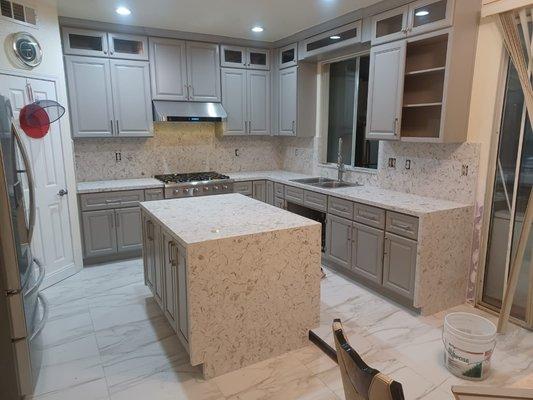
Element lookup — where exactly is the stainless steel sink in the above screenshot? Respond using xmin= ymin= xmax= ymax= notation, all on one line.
xmin=290 ymin=177 xmax=360 ymax=189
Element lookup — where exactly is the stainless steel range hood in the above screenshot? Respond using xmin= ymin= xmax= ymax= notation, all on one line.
xmin=153 ymin=100 xmax=227 ymax=122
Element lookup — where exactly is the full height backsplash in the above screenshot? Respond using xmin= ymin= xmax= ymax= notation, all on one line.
xmin=74 ymin=123 xmax=282 ymax=181
xmin=74 ymin=123 xmax=480 ymax=204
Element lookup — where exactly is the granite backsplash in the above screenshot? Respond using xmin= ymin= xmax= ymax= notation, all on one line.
xmin=74 ymin=123 xmax=480 ymax=204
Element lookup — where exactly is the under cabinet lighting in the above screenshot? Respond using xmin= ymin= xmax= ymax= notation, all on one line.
xmin=116 ymin=6 xmax=131 ymax=16
xmin=415 ymin=10 xmax=429 ymax=16
xmin=251 ymin=26 xmax=264 ymax=33
xmin=330 ymin=35 xmax=341 ymax=40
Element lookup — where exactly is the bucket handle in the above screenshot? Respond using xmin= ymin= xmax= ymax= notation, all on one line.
xmin=442 ymin=331 xmax=496 ymax=364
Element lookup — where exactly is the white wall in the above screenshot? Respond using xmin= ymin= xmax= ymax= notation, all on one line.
xmin=0 ymin=0 xmax=83 ymax=279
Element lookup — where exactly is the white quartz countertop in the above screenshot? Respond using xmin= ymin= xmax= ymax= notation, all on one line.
xmin=225 ymin=170 xmax=471 ymax=216
xmin=77 ymin=178 xmax=164 ymax=194
xmin=140 ymin=193 xmax=320 ymax=246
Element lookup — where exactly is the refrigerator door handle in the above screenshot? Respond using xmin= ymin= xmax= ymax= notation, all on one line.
xmin=23 ymin=258 xmax=44 ymax=298
xmin=28 ymin=293 xmax=48 ymax=342
xmin=11 ymin=121 xmax=36 ymax=243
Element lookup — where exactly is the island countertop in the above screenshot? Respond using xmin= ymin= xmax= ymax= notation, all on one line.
xmin=140 ymin=193 xmax=320 ymax=246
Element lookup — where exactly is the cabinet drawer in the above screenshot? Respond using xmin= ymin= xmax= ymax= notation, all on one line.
xmin=353 ymin=203 xmax=385 ymax=229
xmin=284 ymin=186 xmax=304 ymax=205
xmin=386 ymin=211 xmax=419 ymax=240
xmin=80 ymin=190 xmax=145 ymax=211
xmin=304 ymin=190 xmax=327 ymax=212
xmin=328 ymin=196 xmax=354 ymax=220
xmin=233 ymin=181 xmax=253 ymax=195
xmin=274 ymin=183 xmax=284 ymax=198
xmin=145 ymin=188 xmax=164 ymax=201
xmin=274 ymin=197 xmax=285 ymax=209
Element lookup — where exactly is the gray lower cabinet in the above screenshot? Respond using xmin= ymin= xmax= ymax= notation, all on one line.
xmin=383 ymin=232 xmax=417 ymax=299
xmin=144 ymin=188 xmax=164 ymax=201
xmin=351 ymin=223 xmax=384 ymax=284
xmin=143 ymin=217 xmax=155 ymax=290
xmin=115 ymin=207 xmax=142 ymax=252
xmin=266 ymin=181 xmax=274 ymax=205
xmin=152 ymin=223 xmax=164 ymax=307
xmin=82 ymin=209 xmax=117 ymax=257
xmin=163 ymin=232 xmax=178 ymax=330
xmin=326 ymin=214 xmax=352 ymax=269
xmin=274 ymin=197 xmax=285 ymax=209
xmin=176 ymin=244 xmax=189 ymax=342
xmin=252 ymin=181 xmax=266 ymax=202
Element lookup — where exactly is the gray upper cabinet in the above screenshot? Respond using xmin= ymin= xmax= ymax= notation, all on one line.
xmin=149 ymin=38 xmax=188 ymax=101
xmin=351 ymin=223 xmax=384 ymax=284
xmin=248 ymin=70 xmax=270 ymax=135
xmin=82 ymin=209 xmax=117 ymax=258
xmin=221 ymin=68 xmax=247 ymax=135
xmin=221 ymin=45 xmax=269 ymax=70
xmin=326 ymin=214 xmax=352 ymax=269
xmin=366 ymin=40 xmax=406 ymax=140
xmin=108 ymin=32 xmax=148 ymax=60
xmin=115 ymin=207 xmax=142 ymax=253
xmin=278 ymin=43 xmax=298 ymax=69
xmin=186 ymin=41 xmax=221 ymax=102
xmin=278 ymin=66 xmax=297 ymax=135
xmin=371 ymin=6 xmax=409 ymax=45
xmin=110 ymin=59 xmax=152 ymax=136
xmin=65 ymin=56 xmax=114 ymax=138
xmin=383 ymin=232 xmax=417 ymax=299
xmin=62 ymin=28 xmax=109 ymax=57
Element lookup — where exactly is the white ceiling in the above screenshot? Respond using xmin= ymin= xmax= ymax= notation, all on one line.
xmin=57 ymin=0 xmax=382 ymax=42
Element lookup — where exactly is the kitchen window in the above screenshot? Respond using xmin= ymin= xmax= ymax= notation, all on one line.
xmin=324 ymin=54 xmax=378 ymax=169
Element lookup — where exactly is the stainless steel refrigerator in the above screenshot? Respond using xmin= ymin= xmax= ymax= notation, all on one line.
xmin=0 ymin=95 xmax=47 ymax=399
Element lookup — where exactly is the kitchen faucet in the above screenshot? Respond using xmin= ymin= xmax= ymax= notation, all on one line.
xmin=337 ymin=137 xmax=345 ymax=182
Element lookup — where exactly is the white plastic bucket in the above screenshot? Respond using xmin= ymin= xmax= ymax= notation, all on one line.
xmin=442 ymin=312 xmax=497 ymax=381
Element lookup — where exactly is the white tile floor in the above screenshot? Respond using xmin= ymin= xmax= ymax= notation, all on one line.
xmin=30 ymin=258 xmax=533 ymax=400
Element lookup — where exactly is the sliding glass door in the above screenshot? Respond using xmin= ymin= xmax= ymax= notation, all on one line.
xmin=481 ymin=60 xmax=532 ymax=328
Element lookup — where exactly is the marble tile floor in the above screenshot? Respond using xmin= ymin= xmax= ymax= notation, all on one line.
xmin=31 ymin=258 xmax=532 ymax=400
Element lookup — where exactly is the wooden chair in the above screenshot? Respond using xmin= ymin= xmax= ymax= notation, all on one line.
xmin=333 ymin=319 xmax=405 ymax=400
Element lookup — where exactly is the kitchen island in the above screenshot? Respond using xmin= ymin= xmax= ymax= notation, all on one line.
xmin=140 ymin=193 xmax=322 ymax=378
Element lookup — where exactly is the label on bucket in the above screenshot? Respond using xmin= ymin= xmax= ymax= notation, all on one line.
xmin=444 ymin=340 xmax=493 ymax=380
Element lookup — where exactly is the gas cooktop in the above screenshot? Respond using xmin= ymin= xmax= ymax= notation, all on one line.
xmin=154 ymin=171 xmax=231 ymax=185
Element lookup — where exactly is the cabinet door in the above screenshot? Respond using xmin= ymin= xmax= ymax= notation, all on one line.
xmin=108 ymin=33 xmax=148 ymax=60
xmin=62 ymin=28 xmax=108 ymax=57
xmin=247 ymin=48 xmax=269 ymax=70
xmin=110 ymin=59 xmax=152 ymax=137
xmin=153 ymin=224 xmax=164 ymax=307
xmin=163 ymin=235 xmax=177 ymax=330
xmin=326 ymin=214 xmax=352 ymax=269
xmin=366 ymin=40 xmax=406 ymax=140
xmin=247 ymin=70 xmax=270 ymax=135
xmin=82 ymin=209 xmax=117 ymax=258
xmin=278 ymin=66 xmax=297 ymax=136
xmin=266 ymin=181 xmax=274 ymax=205
xmin=149 ymin=37 xmax=188 ymax=101
xmin=116 ymin=207 xmax=142 ymax=253
xmin=352 ymin=223 xmax=384 ymax=284
xmin=186 ymin=42 xmax=221 ymax=102
xmin=371 ymin=6 xmax=409 ymax=45
xmin=143 ymin=217 xmax=155 ymax=290
xmin=252 ymin=181 xmax=266 ymax=202
xmin=221 ymin=68 xmax=247 ymax=135
xmin=279 ymin=43 xmax=298 ymax=69
xmin=177 ymin=245 xmax=189 ymax=342
xmin=408 ymin=0 xmax=453 ymax=37
xmin=383 ymin=233 xmax=417 ymax=299
xmin=65 ymin=56 xmax=114 ymax=138
xmin=221 ymin=45 xmax=246 ymax=68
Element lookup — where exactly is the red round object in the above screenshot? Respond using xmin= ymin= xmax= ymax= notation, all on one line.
xmin=19 ymin=103 xmax=50 ymax=138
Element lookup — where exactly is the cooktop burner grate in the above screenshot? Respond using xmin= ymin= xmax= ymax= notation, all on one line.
xmin=154 ymin=171 xmax=231 ymax=184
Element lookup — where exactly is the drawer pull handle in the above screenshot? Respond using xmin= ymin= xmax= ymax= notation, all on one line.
xmin=358 ymin=210 xmax=377 ymax=221
xmin=395 ymin=222 xmax=412 ymax=231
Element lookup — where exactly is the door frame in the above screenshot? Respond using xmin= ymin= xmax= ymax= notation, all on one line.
xmin=0 ymin=67 xmax=83 ymax=288
xmin=475 ymin=51 xmax=532 ymax=330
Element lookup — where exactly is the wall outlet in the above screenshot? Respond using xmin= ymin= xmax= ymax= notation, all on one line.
xmin=115 ymin=152 xmax=121 ymax=162
xmin=234 ymin=149 xmax=240 ymax=157
xmin=461 ymin=164 xmax=469 ymax=176
xmin=405 ymin=159 xmax=411 ymax=170
xmin=388 ymin=157 xmax=396 ymax=168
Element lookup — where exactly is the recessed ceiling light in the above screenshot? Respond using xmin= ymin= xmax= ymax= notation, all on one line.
xmin=415 ymin=10 xmax=429 ymax=16
xmin=116 ymin=6 xmax=131 ymax=16
xmin=330 ymin=35 xmax=341 ymax=40
xmin=251 ymin=26 xmax=264 ymax=33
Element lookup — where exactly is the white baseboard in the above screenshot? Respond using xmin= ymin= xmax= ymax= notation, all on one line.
xmin=42 ymin=262 xmax=83 ymax=289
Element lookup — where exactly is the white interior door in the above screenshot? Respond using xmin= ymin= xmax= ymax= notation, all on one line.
xmin=0 ymin=75 xmax=76 ymax=282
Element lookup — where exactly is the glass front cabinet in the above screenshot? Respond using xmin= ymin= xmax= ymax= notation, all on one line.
xmin=278 ymin=43 xmax=298 ymax=69
xmin=221 ymin=45 xmax=269 ymax=70
xmin=371 ymin=0 xmax=453 ymax=44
